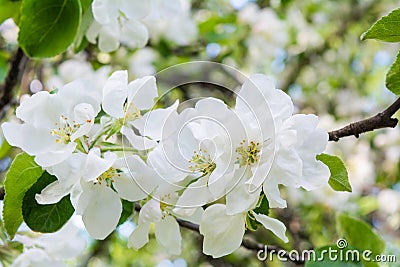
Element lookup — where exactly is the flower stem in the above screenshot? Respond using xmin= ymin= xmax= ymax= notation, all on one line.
xmin=100 ymin=146 xmax=138 ymax=153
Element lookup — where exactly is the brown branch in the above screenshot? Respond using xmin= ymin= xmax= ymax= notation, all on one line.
xmin=134 ymin=203 xmax=305 ymax=264
xmin=0 ymin=47 xmax=28 ymax=120
xmin=328 ymin=97 xmax=400 ymax=141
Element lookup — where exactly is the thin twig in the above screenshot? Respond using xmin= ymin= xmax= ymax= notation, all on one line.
xmin=328 ymin=97 xmax=400 ymax=141
xmin=0 ymin=47 xmax=28 ymax=120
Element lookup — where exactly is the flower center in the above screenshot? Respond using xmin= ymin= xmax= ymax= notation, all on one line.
xmin=95 ymin=167 xmax=119 ymax=186
xmin=236 ymin=140 xmax=261 ymax=167
xmin=188 ymin=149 xmax=216 ymax=175
xmin=50 ymin=115 xmax=83 ymax=144
xmin=123 ymin=102 xmax=141 ymax=122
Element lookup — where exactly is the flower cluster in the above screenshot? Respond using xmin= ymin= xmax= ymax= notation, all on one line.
xmin=86 ymin=0 xmax=197 ymax=52
xmin=2 ymin=70 xmax=329 ymax=257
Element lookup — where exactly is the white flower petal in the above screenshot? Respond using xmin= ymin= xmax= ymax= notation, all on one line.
xmin=2 ymin=123 xmax=56 ymax=155
xmin=83 ymin=149 xmax=116 ymax=181
xmin=15 ymin=91 xmax=59 ymax=129
xmin=147 ymin=0 xmax=181 ymax=20
xmin=127 ymin=76 xmax=158 ymax=110
xmin=300 ymin=159 xmax=330 ymax=191
xmin=10 ymin=248 xmax=66 ymax=267
xmin=35 ymin=180 xmax=72 ymax=205
xmin=119 ymin=155 xmax=158 ymax=195
xmin=247 ymin=161 xmax=271 ymax=192
xmin=58 ymin=79 xmax=101 ymax=114
xmin=36 ymin=219 xmax=87 ymax=259
xmin=146 ymin=143 xmax=187 ymax=183
xmin=132 ymin=100 xmax=179 ymax=141
xmin=248 ymin=74 xmax=293 ymax=123
xmin=82 ymin=183 xmax=122 ymax=240
xmin=208 ymin=165 xmax=234 ymax=199
xmin=269 ymin=146 xmax=302 ymax=188
xmin=85 ymin=21 xmax=101 ymax=44
xmin=226 ymin=174 xmax=261 ymax=215
xmin=120 ymin=125 xmax=158 ymax=150
xmin=263 ymin=178 xmax=287 ymax=208
xmin=154 ymin=215 xmax=181 ymax=255
xmin=92 ymin=0 xmax=118 ymax=24
xmin=35 ymin=143 xmax=76 ymax=167
xmin=174 ymin=207 xmax=204 ymax=225
xmin=113 ymin=173 xmax=148 ymax=201
xmin=235 ymin=75 xmax=276 ymax=133
xmin=138 ymin=199 xmax=162 ymax=224
xmin=102 ymin=70 xmax=128 ymax=118
xmin=176 ymin=176 xmax=211 ymax=208
xmin=121 ymin=20 xmax=149 ymax=49
xmin=128 ymin=222 xmax=151 ymax=250
xmin=45 ymin=152 xmax=85 ymax=182
xmin=253 ymin=213 xmax=288 ymax=243
xmin=200 ymin=204 xmax=246 ymax=258
xmin=71 ymin=103 xmax=95 ymax=141
xmin=120 ymin=1 xmax=151 ymax=19
xmin=98 ymin=23 xmax=121 ymax=52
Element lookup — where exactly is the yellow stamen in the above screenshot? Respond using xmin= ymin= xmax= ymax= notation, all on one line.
xmin=236 ymin=140 xmax=261 ymax=167
xmin=188 ymin=148 xmax=216 ymax=175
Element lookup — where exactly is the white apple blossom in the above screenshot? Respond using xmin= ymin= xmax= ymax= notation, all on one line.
xmin=86 ymin=0 xmax=194 ymax=52
xmin=200 ymin=204 xmax=288 ymax=258
xmin=102 ymin=70 xmax=158 ymax=119
xmin=144 ymin=97 xmax=243 ymax=211
xmin=86 ymin=0 xmax=151 ymax=52
xmin=100 ymin=70 xmax=168 ymax=150
xmin=46 ymin=59 xmax=111 ymax=93
xmin=143 ymin=0 xmax=197 ymax=46
xmin=129 ymin=198 xmax=182 ymax=255
xmin=2 ymin=79 xmax=101 ymax=167
xmin=0 ymin=18 xmax=18 ymax=45
xmin=128 ymin=162 xmax=204 ymax=254
xmin=36 ymin=149 xmax=156 ymax=240
xmin=238 ymin=4 xmax=288 ymax=73
xmin=11 ymin=219 xmax=86 ymax=267
xmin=226 ymin=74 xmax=329 ymax=213
xmin=129 ymin=48 xmax=157 ymax=77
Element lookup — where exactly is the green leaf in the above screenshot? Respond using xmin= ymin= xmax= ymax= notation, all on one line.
xmin=361 ymin=8 xmax=400 ymax=42
xmin=79 ymin=0 xmax=92 ymax=11
xmin=253 ymin=193 xmax=269 ymax=215
xmin=245 ymin=194 xmax=270 ymax=231
xmin=317 ymin=154 xmax=352 ymax=192
xmin=22 ymin=171 xmax=74 ymax=233
xmin=73 ymin=2 xmax=93 ymax=53
xmin=386 ymin=50 xmax=400 ymax=95
xmin=18 ymin=0 xmax=82 ymax=57
xmin=117 ymin=199 xmax=134 ymax=226
xmin=0 ymin=0 xmax=21 ymax=24
xmin=305 ymin=245 xmax=363 ymax=267
xmin=245 ymin=213 xmax=261 ymax=231
xmin=0 ymin=136 xmax=12 ymax=159
xmin=3 ymin=153 xmax=43 ymax=239
xmin=337 ymin=214 xmax=385 ymax=267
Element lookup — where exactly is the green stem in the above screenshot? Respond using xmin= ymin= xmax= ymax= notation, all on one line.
xmin=100 ymin=146 xmax=138 ymax=153
xmin=89 ymin=132 xmax=104 ymax=150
